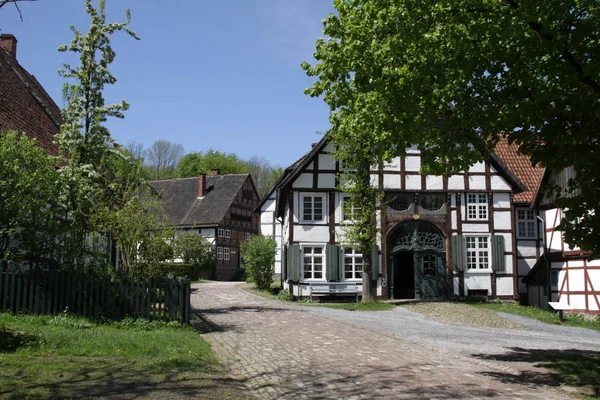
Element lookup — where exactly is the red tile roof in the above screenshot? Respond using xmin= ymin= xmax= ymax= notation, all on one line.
xmin=0 ymin=37 xmax=62 ymax=155
xmin=493 ymin=137 xmax=544 ymax=204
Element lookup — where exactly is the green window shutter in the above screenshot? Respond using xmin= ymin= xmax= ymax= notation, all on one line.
xmin=492 ymin=235 xmax=506 ymax=272
xmin=287 ymin=244 xmax=301 ymax=281
xmin=338 ymin=248 xmax=345 ymax=282
xmin=371 ymin=245 xmax=380 ymax=281
xmin=451 ymin=235 xmax=466 ymax=272
xmin=282 ymin=246 xmax=288 ymax=281
xmin=326 ymin=244 xmax=339 ymax=281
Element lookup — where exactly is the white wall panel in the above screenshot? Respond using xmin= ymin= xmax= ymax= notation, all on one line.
xmin=293 ymin=173 xmax=313 ymax=188
xmin=569 ymin=295 xmax=586 ymax=309
xmin=294 ymin=225 xmax=330 ymax=242
xmin=462 ymin=223 xmax=489 ymax=233
xmin=494 ymin=211 xmax=512 ymax=230
xmin=405 ymin=175 xmax=422 ymax=190
xmin=587 ymin=270 xmax=600 ymax=290
xmin=451 ymin=211 xmax=457 ymax=230
xmin=496 ymin=277 xmax=514 ymax=296
xmin=517 ymin=242 xmax=538 ymax=258
xmin=490 ymin=175 xmax=512 ymax=190
xmin=318 ymin=173 xmax=336 ymax=189
xmin=318 ymin=153 xmax=336 ymax=169
xmin=324 ymin=142 xmax=335 ymax=152
xmin=493 ymin=193 xmax=511 ymax=209
xmin=464 ymin=274 xmax=491 ymax=292
xmin=405 ymin=156 xmax=421 ymax=172
xmin=383 ymin=174 xmax=401 ymax=189
xmin=448 ymin=175 xmax=464 ymax=190
xmin=569 ymin=270 xmax=585 ymax=291
xmin=469 ymin=175 xmax=486 ymax=190
xmin=499 ymin=232 xmax=513 ymax=252
xmin=384 ymin=157 xmax=401 ymax=171
xmin=426 ymin=175 xmax=443 ymax=190
xmin=469 ymin=161 xmax=486 ymax=173
xmin=588 ymin=296 xmax=600 ymax=311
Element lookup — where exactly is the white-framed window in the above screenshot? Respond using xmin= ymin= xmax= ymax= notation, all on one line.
xmin=466 ymin=236 xmax=490 ymax=270
xmin=343 ymin=247 xmax=363 ymax=280
xmin=466 ymin=193 xmax=488 ymax=220
xmin=300 ymin=193 xmax=325 ymax=223
xmin=218 ymin=229 xmax=224 ymax=237
xmin=341 ymin=195 xmax=358 ymax=221
xmin=225 ymin=229 xmax=231 ymax=238
xmin=217 ymin=247 xmax=223 ymax=260
xmin=302 ymin=245 xmax=324 ymax=280
xmin=245 ymin=232 xmax=251 ymax=240
xmin=517 ymin=209 xmax=536 ymax=238
xmin=224 ymin=247 xmax=230 ymax=260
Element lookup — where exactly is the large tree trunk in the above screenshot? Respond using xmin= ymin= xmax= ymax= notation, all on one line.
xmin=361 ymin=257 xmax=374 ymax=302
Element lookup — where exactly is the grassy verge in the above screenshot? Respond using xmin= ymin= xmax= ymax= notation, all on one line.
xmin=470 ymin=302 xmax=600 ymax=332
xmin=0 ymin=313 xmax=248 ymax=399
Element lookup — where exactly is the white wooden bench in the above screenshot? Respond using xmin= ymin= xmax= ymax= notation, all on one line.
xmin=308 ymin=282 xmax=360 ymax=303
xmin=548 ymin=301 xmax=574 ymax=322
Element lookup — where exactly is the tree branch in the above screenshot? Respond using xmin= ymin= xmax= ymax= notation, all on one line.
xmin=505 ymin=0 xmax=600 ymax=93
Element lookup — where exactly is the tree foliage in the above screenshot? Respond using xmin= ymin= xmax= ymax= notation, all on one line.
xmin=240 ymin=235 xmax=276 ymax=291
xmin=172 ymin=232 xmax=215 ymax=268
xmin=303 ymin=0 xmax=600 ymax=255
xmin=177 ymin=149 xmax=248 ymax=177
xmin=0 ymin=132 xmax=60 ymax=268
xmin=245 ymin=156 xmax=284 ymax=198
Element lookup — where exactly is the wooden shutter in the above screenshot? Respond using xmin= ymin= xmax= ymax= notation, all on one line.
xmin=451 ymin=235 xmax=466 ymax=272
xmin=286 ymin=244 xmax=301 ymax=282
xmin=492 ymin=235 xmax=506 ymax=272
xmin=338 ymin=248 xmax=345 ymax=281
xmin=326 ymin=245 xmax=340 ymax=281
xmin=371 ymin=245 xmax=380 ymax=281
xmin=282 ymin=246 xmax=288 ymax=281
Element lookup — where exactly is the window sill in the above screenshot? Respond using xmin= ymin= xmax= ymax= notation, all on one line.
xmin=464 ymin=269 xmax=492 ymax=274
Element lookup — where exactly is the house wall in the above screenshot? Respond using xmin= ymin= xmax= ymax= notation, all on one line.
xmin=259 ymin=194 xmax=283 ymax=276
xmin=534 ymin=207 xmax=600 ymax=313
xmin=279 ymin=142 xmax=519 ymax=300
xmin=215 ymin=176 xmax=260 ymax=281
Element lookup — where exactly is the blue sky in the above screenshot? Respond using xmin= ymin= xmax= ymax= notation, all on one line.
xmin=0 ymin=0 xmax=335 ymax=167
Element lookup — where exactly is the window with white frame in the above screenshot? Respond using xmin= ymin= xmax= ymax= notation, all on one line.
xmin=342 ymin=195 xmax=358 ymax=221
xmin=302 ymin=246 xmax=324 ymax=279
xmin=218 ymin=229 xmax=224 ymax=237
xmin=343 ymin=248 xmax=363 ymax=280
xmin=301 ymin=194 xmax=325 ymax=223
xmin=245 ymin=232 xmax=251 ymax=240
xmin=466 ymin=236 xmax=489 ymax=270
xmin=467 ymin=194 xmax=488 ymax=220
xmin=517 ymin=209 xmax=536 ymax=238
xmin=217 ymin=247 xmax=223 ymax=260
xmin=224 ymin=247 xmax=230 ymax=260
xmin=225 ymin=229 xmax=231 ymax=238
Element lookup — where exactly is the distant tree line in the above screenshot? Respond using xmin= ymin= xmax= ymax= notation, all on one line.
xmin=127 ymin=140 xmax=283 ymax=198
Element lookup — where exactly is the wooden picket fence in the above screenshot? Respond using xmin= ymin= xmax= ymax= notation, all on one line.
xmin=0 ymin=270 xmax=191 ymax=324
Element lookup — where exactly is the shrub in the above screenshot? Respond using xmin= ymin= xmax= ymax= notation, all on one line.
xmin=172 ymin=233 xmax=215 ymax=268
xmin=240 ymin=236 xmax=276 ymax=291
xmin=277 ymin=289 xmax=294 ymax=302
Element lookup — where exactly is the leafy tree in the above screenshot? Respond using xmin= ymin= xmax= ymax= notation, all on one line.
xmin=137 ymin=235 xmax=173 ymax=278
xmin=0 ymin=132 xmax=61 ymax=269
xmin=177 ymin=149 xmax=248 ymax=177
xmin=146 ymin=140 xmax=184 ymax=180
xmin=240 ymin=235 xmax=277 ymax=291
xmin=246 ymin=156 xmax=284 ymax=198
xmin=172 ymin=232 xmax=215 ymax=268
xmin=56 ymin=0 xmax=139 ymax=271
xmin=303 ymin=1 xmax=600 ymax=256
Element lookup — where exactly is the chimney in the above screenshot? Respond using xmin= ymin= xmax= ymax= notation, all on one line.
xmin=210 ymin=168 xmax=220 ymax=176
xmin=0 ymin=34 xmax=17 ymax=59
xmin=198 ymin=174 xmax=206 ymax=197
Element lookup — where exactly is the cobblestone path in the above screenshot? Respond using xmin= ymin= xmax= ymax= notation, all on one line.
xmin=192 ymin=282 xmax=573 ymax=399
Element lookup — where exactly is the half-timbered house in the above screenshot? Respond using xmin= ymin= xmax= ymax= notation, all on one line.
xmin=525 ymin=167 xmax=600 ymax=313
xmin=266 ymin=136 xmax=547 ymax=301
xmin=150 ymin=170 xmax=260 ymax=281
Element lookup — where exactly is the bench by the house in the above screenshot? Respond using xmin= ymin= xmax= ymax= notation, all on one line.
xmin=307 ymin=282 xmax=360 ymax=303
xmin=548 ymin=301 xmax=574 ymax=321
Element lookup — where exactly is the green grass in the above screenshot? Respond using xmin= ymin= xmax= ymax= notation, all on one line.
xmin=470 ymin=302 xmax=600 ymax=332
xmin=0 ymin=313 xmax=248 ymax=399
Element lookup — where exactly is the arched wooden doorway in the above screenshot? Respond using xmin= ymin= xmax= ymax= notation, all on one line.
xmin=388 ymin=221 xmax=447 ymax=299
